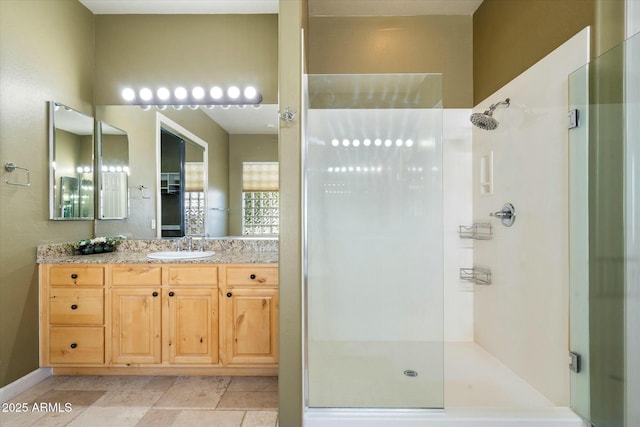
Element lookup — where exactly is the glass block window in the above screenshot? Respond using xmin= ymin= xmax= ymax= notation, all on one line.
xmin=242 ymin=162 xmax=279 ymax=235
xmin=185 ymin=191 xmax=205 ymax=235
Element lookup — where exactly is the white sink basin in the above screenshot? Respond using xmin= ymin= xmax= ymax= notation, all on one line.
xmin=146 ymin=251 xmax=215 ymax=260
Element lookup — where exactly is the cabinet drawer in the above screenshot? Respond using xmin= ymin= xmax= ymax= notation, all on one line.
xmin=168 ymin=266 xmax=218 ymax=286
xmin=49 ymin=266 xmax=104 ymax=286
xmin=50 ymin=288 xmax=103 ymax=325
xmin=49 ymin=326 xmax=104 ymax=364
xmin=226 ymin=266 xmax=278 ymax=286
xmin=112 ymin=265 xmax=162 ymax=286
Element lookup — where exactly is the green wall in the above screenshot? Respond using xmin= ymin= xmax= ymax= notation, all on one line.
xmin=308 ymin=15 xmax=473 ymax=108
xmin=0 ymin=0 xmax=94 ymax=387
xmin=94 ymin=14 xmax=278 ymax=105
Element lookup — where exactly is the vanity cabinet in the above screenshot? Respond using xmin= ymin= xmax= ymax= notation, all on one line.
xmin=40 ymin=262 xmax=276 ymax=374
xmin=222 ymin=266 xmax=279 ymax=365
xmin=40 ymin=265 xmax=106 ymax=366
xmin=110 ymin=265 xmax=218 ymax=366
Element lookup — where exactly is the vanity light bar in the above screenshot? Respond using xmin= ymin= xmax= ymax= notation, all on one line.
xmin=121 ymin=86 xmax=262 ymax=106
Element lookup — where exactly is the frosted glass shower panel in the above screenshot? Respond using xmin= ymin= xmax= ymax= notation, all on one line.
xmin=306 ymin=74 xmax=444 ymax=409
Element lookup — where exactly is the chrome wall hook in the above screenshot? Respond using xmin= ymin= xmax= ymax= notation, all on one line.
xmin=490 ymin=202 xmax=516 ymax=227
xmin=279 ymin=106 xmax=296 ymax=123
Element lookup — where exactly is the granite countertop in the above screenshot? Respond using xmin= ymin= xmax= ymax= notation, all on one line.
xmin=37 ymin=239 xmax=278 ymax=264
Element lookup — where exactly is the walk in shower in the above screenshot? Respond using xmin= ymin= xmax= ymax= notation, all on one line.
xmin=304 ymin=73 xmax=444 ymax=409
xmin=301 ymin=29 xmax=638 ymax=427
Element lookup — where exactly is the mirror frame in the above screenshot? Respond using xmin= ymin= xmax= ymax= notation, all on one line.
xmin=97 ymin=121 xmax=130 ymax=220
xmin=48 ymin=101 xmax=95 ymax=220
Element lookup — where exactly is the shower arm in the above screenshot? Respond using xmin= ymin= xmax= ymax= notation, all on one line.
xmin=489 ymin=98 xmax=510 ymax=111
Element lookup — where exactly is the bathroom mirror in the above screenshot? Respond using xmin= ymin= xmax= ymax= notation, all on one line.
xmin=49 ymin=101 xmax=95 ymax=220
xmin=97 ymin=121 xmax=129 ymax=219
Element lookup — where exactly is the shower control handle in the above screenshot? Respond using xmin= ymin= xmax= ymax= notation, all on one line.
xmin=490 ymin=203 xmax=516 ymax=227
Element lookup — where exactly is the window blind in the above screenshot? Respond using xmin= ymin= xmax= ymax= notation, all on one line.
xmin=242 ymin=162 xmax=279 ymax=191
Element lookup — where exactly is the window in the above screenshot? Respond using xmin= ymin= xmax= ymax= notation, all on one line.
xmin=242 ymin=162 xmax=279 ymax=235
xmin=185 ymin=162 xmax=205 ymax=235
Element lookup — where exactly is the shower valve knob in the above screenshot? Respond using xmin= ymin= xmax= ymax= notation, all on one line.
xmin=490 ymin=203 xmax=516 ymax=227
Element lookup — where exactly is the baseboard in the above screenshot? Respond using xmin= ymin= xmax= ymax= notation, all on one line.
xmin=0 ymin=368 xmax=52 ymax=403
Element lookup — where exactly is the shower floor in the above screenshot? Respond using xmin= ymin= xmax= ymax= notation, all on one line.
xmin=305 ymin=342 xmax=585 ymax=426
xmin=308 ymin=341 xmax=554 ymax=408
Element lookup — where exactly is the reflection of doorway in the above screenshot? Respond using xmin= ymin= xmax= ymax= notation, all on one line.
xmin=157 ymin=114 xmax=208 ymax=238
xmin=160 ymin=129 xmax=184 ymax=237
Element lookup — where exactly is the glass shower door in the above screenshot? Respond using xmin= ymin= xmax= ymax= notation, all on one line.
xmin=304 ymin=74 xmax=444 ymax=409
xmin=568 ymin=32 xmax=640 ymax=427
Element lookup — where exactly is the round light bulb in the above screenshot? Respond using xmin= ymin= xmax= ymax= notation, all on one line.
xmin=101 ymin=166 xmax=108 ymax=172
xmin=227 ymin=86 xmax=240 ymax=99
xmin=76 ymin=167 xmax=83 ymax=173
xmin=210 ymin=86 xmax=223 ymax=100
xmin=115 ymin=166 xmax=123 ymax=172
xmin=244 ymin=86 xmax=257 ymax=99
xmin=83 ymin=166 xmax=91 ymax=173
xmin=174 ymin=87 xmax=187 ymax=100
xmin=192 ymin=86 xmax=205 ymax=100
xmin=331 ymin=139 xmax=339 ymax=147
xmin=384 ymin=139 xmax=392 ymax=147
xmin=109 ymin=166 xmax=116 ymax=172
xmin=353 ymin=139 xmax=360 ymax=147
xmin=363 ymin=138 xmax=371 ymax=146
xmin=139 ymin=88 xmax=153 ymax=102
xmin=374 ymin=139 xmax=382 ymax=146
xmin=395 ymin=139 xmax=403 ymax=147
xmin=157 ymin=87 xmax=170 ymax=101
xmin=406 ymin=139 xmax=414 ymax=147
xmin=122 ymin=88 xmax=136 ymax=101
xmin=342 ymin=139 xmax=350 ymax=147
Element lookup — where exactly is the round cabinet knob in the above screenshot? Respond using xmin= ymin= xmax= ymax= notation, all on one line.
xmin=70 ymin=304 xmax=78 ymax=310
xmin=71 ymin=274 xmax=78 ymax=279
xmin=70 ymin=343 xmax=77 ymax=349
xmin=250 ymin=274 xmax=256 ymax=280
xmin=226 ymin=292 xmax=232 ymax=298
xmin=152 ymin=291 xmax=158 ymax=297
xmin=168 ymin=291 xmax=175 ymax=297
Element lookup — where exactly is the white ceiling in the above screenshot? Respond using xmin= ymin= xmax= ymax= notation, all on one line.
xmin=79 ymin=0 xmax=482 ymax=16
xmin=79 ymin=0 xmax=278 ymax=14
xmin=202 ymin=104 xmax=279 ymax=134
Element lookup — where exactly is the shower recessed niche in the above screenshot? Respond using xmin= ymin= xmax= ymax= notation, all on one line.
xmin=480 ymin=151 xmax=494 ymax=195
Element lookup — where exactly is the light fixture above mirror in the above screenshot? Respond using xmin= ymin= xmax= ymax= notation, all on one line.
xmin=121 ymin=85 xmax=262 ymax=108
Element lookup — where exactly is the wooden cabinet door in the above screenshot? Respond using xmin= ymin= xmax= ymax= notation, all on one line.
xmin=111 ymin=288 xmax=161 ymax=364
xmin=225 ymin=288 xmax=278 ymax=365
xmin=167 ymin=288 xmax=219 ymax=364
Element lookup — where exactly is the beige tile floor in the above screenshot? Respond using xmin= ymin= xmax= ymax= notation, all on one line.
xmin=0 ymin=376 xmax=278 ymax=427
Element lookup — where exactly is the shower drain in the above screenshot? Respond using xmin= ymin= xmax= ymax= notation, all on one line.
xmin=403 ymin=370 xmax=418 ymax=377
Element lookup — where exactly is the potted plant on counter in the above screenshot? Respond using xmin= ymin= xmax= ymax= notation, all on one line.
xmin=70 ymin=236 xmax=124 ymax=255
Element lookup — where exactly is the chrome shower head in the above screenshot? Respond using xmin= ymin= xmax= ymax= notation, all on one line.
xmin=470 ymin=98 xmax=510 ymax=130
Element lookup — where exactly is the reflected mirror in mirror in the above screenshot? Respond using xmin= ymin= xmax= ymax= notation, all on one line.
xmin=97 ymin=121 xmax=129 ymax=219
xmin=49 ymin=101 xmax=95 ymax=220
